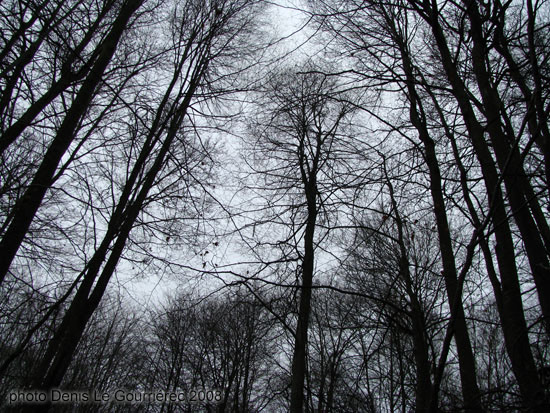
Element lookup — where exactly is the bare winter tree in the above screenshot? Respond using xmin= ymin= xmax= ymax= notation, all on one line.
xmin=242 ymin=64 xmax=363 ymax=412
xmin=143 ymin=288 xmax=276 ymax=413
xmin=0 ymin=0 xmax=147 ymax=284
xmin=2 ymin=0 xmax=550 ymax=411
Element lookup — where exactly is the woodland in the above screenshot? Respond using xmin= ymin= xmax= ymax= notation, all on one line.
xmin=1 ymin=0 xmax=550 ymax=411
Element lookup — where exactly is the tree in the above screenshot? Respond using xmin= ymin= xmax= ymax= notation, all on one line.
xmin=3 ymin=0 xmax=550 ymax=411
xmin=306 ymin=287 xmax=363 ymax=412
xmin=341 ymin=175 xmax=445 ymax=412
xmin=0 ymin=0 xmax=128 ymax=155
xmin=27 ymin=0 xmax=263 ymax=402
xmin=243 ymin=64 xmax=360 ymax=412
xmin=144 ymin=288 xmax=276 ymax=413
xmin=0 ymin=0 xmax=147 ymax=284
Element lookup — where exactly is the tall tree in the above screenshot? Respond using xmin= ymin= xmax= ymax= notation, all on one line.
xmin=244 ymin=66 xmax=359 ymax=412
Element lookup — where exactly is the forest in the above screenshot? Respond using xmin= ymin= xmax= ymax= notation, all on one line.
xmin=1 ymin=0 xmax=550 ymax=411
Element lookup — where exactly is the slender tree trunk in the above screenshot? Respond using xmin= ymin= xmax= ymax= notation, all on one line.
xmin=420 ymin=34 xmax=547 ymax=413
xmin=492 ymin=2 xmax=550 ymax=191
xmin=326 ymin=360 xmax=336 ymax=412
xmin=463 ymin=0 xmax=550 ymax=337
xmin=385 ymin=161 xmax=433 ymax=412
xmin=525 ymin=0 xmax=550 ymax=189
xmin=289 ymin=179 xmax=317 ymax=412
xmin=392 ymin=29 xmax=482 ymax=410
xmin=25 ymin=68 xmax=203 ymax=412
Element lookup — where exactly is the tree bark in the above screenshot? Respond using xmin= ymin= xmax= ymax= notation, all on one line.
xmin=289 ymin=179 xmax=317 ymax=412
xmin=463 ymin=0 xmax=550 ymax=337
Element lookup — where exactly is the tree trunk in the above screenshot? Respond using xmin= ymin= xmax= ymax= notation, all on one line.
xmin=289 ymin=180 xmax=317 ymax=412
xmin=393 ymin=29 xmax=482 ymax=410
xmin=25 ymin=70 xmax=202 ymax=412
xmin=385 ymin=159 xmax=434 ymax=412
xmin=463 ymin=0 xmax=550 ymax=337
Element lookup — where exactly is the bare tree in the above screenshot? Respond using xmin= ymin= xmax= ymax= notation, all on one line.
xmin=243 ymin=64 xmax=361 ymax=412
xmin=0 ymin=0 xmax=147 ymax=284
xmin=306 ymin=0 xmax=550 ymax=409
xmin=143 ymin=287 xmax=276 ymax=413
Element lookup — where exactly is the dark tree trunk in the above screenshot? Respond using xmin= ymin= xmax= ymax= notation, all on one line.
xmin=25 ymin=67 xmax=203 ymax=412
xmin=416 ymin=1 xmax=548 ymax=409
xmin=463 ymin=0 xmax=550 ymax=337
xmin=392 ymin=27 xmax=482 ymax=411
xmin=289 ymin=179 xmax=317 ymax=413
xmin=387 ymin=172 xmax=434 ymax=412
xmin=492 ymin=2 xmax=550 ymax=191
